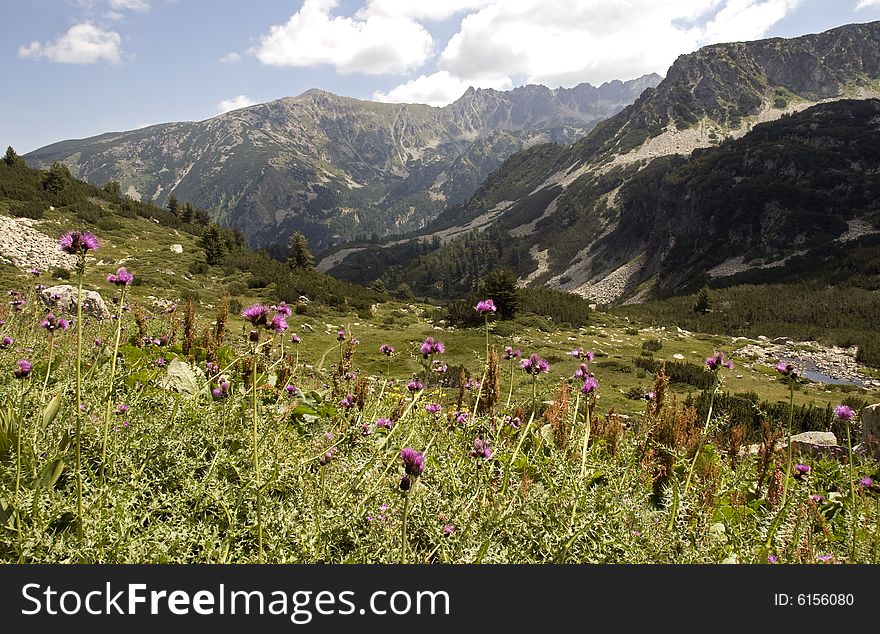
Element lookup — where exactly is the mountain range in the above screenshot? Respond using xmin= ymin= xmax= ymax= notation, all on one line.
xmin=324 ymin=21 xmax=880 ymax=303
xmin=23 ymin=75 xmax=660 ymax=251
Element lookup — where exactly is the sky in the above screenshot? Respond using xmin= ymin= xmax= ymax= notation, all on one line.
xmin=2 ymin=0 xmax=880 ymax=154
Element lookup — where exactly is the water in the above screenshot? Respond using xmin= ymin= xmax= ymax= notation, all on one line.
xmin=780 ymin=357 xmax=865 ymax=388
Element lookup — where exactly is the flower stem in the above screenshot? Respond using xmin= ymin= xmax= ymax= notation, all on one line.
xmin=100 ymin=286 xmax=126 ymax=482
xmin=683 ymin=373 xmax=719 ymax=496
xmin=505 ymin=360 xmax=515 ymax=408
xmin=401 ymin=488 xmax=412 ymax=563
xmin=780 ymin=378 xmax=794 ymax=508
xmin=846 ymin=419 xmax=857 ymax=562
xmin=74 ymin=266 xmax=85 ymax=544
xmin=252 ymin=347 xmax=263 ymax=562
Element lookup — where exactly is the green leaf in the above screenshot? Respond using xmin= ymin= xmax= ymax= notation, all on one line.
xmin=38 ymin=458 xmax=65 ymax=489
xmin=159 ymin=358 xmax=202 ymax=395
xmin=42 ymin=392 xmax=63 ymax=430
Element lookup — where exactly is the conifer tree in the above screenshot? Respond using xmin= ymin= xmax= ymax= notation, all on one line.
xmin=287 ymin=231 xmax=315 ymax=270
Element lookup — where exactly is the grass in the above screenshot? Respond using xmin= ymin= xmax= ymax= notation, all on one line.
xmin=1 ymin=242 xmax=879 ymax=563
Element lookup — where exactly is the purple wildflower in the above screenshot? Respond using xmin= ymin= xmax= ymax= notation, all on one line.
xmin=339 ymin=394 xmax=355 ymax=409
xmin=794 ymin=463 xmax=812 ymax=477
xmin=241 ymin=304 xmax=270 ymax=327
xmin=809 ymin=494 xmax=825 ymax=504
xmin=475 ymin=299 xmax=496 ymax=314
xmin=106 ymin=267 xmax=134 ymax=286
xmin=503 ymin=346 xmax=521 ymax=361
xmin=115 ymin=403 xmax=129 ymax=415
xmin=319 ymin=447 xmax=337 ymax=466
xmin=419 ymin=337 xmax=445 ymax=357
xmin=767 ymin=555 xmax=778 ymax=564
xmin=425 ymin=403 xmax=441 ymax=415
xmin=775 ymin=361 xmax=795 ymax=377
xmin=470 ymin=438 xmax=493 ymax=460
xmin=0 ymin=336 xmax=12 ymax=349
xmin=337 ymin=329 xmax=346 ymax=342
xmin=454 ymin=411 xmax=470 ymax=425
xmin=406 ymin=378 xmax=423 ymax=393
xmin=58 ymin=230 xmax=100 ymax=255
xmin=40 ymin=313 xmax=70 ymax=332
xmin=271 ymin=313 xmax=289 ymax=333
xmin=272 ymin=302 xmax=293 ymax=316
xmin=443 ymin=524 xmax=456 ymax=536
xmin=504 ymin=415 xmax=522 ymax=428
xmin=581 ymin=376 xmax=599 ymax=395
xmin=29 ymin=268 xmax=41 ymax=277
xmin=817 ymin=554 xmax=833 ymax=563
xmin=573 ymin=363 xmax=592 ymax=380
xmin=465 ymin=377 xmax=481 ymax=391
xmin=154 ymin=357 xmax=167 ymax=368
xmin=432 ymin=361 xmax=448 ymax=374
xmin=521 ymin=353 xmax=550 ymax=375
xmin=569 ymin=348 xmax=594 ymax=361
xmin=705 ymin=351 xmax=733 ymax=371
xmin=284 ymin=384 xmax=299 ymax=397
xmin=860 ymin=476 xmax=874 ymax=489
xmin=376 ymin=417 xmax=394 ymax=430
xmin=291 ymin=333 xmax=302 ymax=344
xmin=14 ymin=358 xmax=32 ymax=378
xmin=834 ymin=405 xmax=855 ymax=422
xmin=400 ymin=447 xmax=426 ymax=476
xmin=379 ymin=343 xmax=395 ymax=356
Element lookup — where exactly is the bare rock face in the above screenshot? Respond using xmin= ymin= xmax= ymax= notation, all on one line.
xmin=169 ymin=244 xmax=183 ymax=254
xmin=40 ymin=285 xmax=111 ymax=320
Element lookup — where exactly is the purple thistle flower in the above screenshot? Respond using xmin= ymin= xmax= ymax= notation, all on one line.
xmin=361 ymin=423 xmax=372 ymax=436
xmin=425 ymin=403 xmax=441 ymax=415
xmin=379 ymin=343 xmax=395 ymax=356
xmin=319 ymin=447 xmax=337 ymax=466
xmin=520 ymin=353 xmax=550 ymax=375
xmin=29 ymin=268 xmax=41 ymax=277
xmin=0 ymin=336 xmax=12 ymax=349
xmin=337 ymin=329 xmax=346 ymax=342
xmin=291 ymin=333 xmax=302 ymax=344
xmin=14 ymin=358 xmax=32 ymax=378
xmin=376 ymin=417 xmax=394 ymax=430
xmin=406 ymin=378 xmax=423 ymax=393
xmin=568 ymin=348 xmax=594 ymax=361
xmin=400 ymin=447 xmax=425 ymax=476
xmin=504 ymin=415 xmax=522 ymax=428
xmin=454 ymin=411 xmax=470 ymax=425
xmin=809 ymin=494 xmax=825 ymax=504
xmin=475 ymin=298 xmax=496 ymax=314
xmin=115 ymin=403 xmax=129 ymax=415
xmin=794 ymin=463 xmax=812 ymax=477
xmin=206 ymin=361 xmax=219 ymax=375
xmin=212 ymin=387 xmax=224 ymax=399
xmin=40 ymin=313 xmax=70 ymax=332
xmin=241 ymin=304 xmax=270 ymax=327
xmin=154 ymin=357 xmax=167 ymax=368
xmin=705 ymin=351 xmax=733 ymax=371
xmin=767 ymin=555 xmax=778 ymax=564
xmin=284 ymin=384 xmax=298 ymax=396
xmin=581 ymin=376 xmax=599 ymax=395
xmin=432 ymin=361 xmax=448 ymax=374
xmin=465 ymin=377 xmax=481 ymax=391
xmin=271 ymin=313 xmax=289 ymax=333
xmin=573 ymin=363 xmax=592 ymax=380
xmin=106 ymin=267 xmax=134 ymax=286
xmin=339 ymin=394 xmax=355 ymax=409
xmin=817 ymin=554 xmax=833 ymax=563
xmin=399 ymin=475 xmax=411 ymax=491
xmin=834 ymin=405 xmax=855 ymax=422
xmin=860 ymin=476 xmax=874 ymax=489
xmin=58 ymin=230 xmax=100 ymax=255
xmin=775 ymin=361 xmax=795 ymax=377
xmin=470 ymin=438 xmax=493 ymax=460
xmin=503 ymin=346 xmax=521 ymax=361
xmin=272 ymin=302 xmax=293 ymax=316
xmin=443 ymin=524 xmax=456 ymax=536
xmin=419 ymin=336 xmax=444 ymax=357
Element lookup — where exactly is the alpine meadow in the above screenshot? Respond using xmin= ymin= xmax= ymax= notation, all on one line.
xmin=3 ymin=3 xmax=880 ymax=567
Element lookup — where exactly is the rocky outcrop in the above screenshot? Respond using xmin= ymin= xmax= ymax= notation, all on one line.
xmin=0 ymin=215 xmax=76 ymax=272
xmin=40 ymin=285 xmax=111 ymax=320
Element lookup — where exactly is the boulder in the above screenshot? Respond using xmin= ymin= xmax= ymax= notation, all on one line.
xmin=861 ymin=403 xmax=880 ymax=457
xmin=169 ymin=244 xmax=183 ymax=254
xmin=787 ymin=431 xmax=847 ymax=460
xmin=40 ymin=285 xmax=111 ymax=320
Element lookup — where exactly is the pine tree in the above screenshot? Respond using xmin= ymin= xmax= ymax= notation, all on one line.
xmin=479 ymin=266 xmax=519 ymax=320
xmin=41 ymin=162 xmax=70 ymax=196
xmin=166 ymin=194 xmax=180 ymax=217
xmin=201 ymin=225 xmax=226 ymax=266
xmin=181 ymin=202 xmax=195 ymax=223
xmin=287 ymin=231 xmax=315 ymax=270
xmin=4 ymin=146 xmax=22 ymax=167
xmin=694 ymin=285 xmax=713 ymax=314
xmin=103 ymin=180 xmax=121 ymax=198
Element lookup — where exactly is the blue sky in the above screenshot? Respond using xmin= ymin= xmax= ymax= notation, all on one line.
xmin=2 ymin=0 xmax=879 ymax=154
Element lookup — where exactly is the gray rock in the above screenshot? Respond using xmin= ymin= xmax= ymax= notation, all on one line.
xmin=861 ymin=403 xmax=880 ymax=457
xmin=788 ymin=431 xmax=838 ymax=447
xmin=169 ymin=244 xmax=183 ymax=254
xmin=40 ymin=285 xmax=111 ymax=320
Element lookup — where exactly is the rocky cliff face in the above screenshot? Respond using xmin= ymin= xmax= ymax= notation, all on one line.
xmin=24 ymin=75 xmax=660 ymax=251
xmin=325 ymin=22 xmax=880 ymax=303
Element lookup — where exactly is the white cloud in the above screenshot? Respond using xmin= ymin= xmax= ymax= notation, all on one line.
xmin=437 ymin=0 xmax=802 ymax=88
xmin=358 ymin=0 xmax=494 ymax=21
xmin=856 ymin=0 xmax=880 ymax=9
xmin=108 ymin=0 xmax=150 ymax=11
xmin=19 ymin=22 xmax=122 ymax=64
xmin=219 ymin=52 xmax=241 ymax=63
xmin=253 ymin=0 xmax=434 ymax=74
xmin=373 ymin=71 xmax=512 ymax=106
xmin=217 ymin=95 xmax=256 ymax=114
